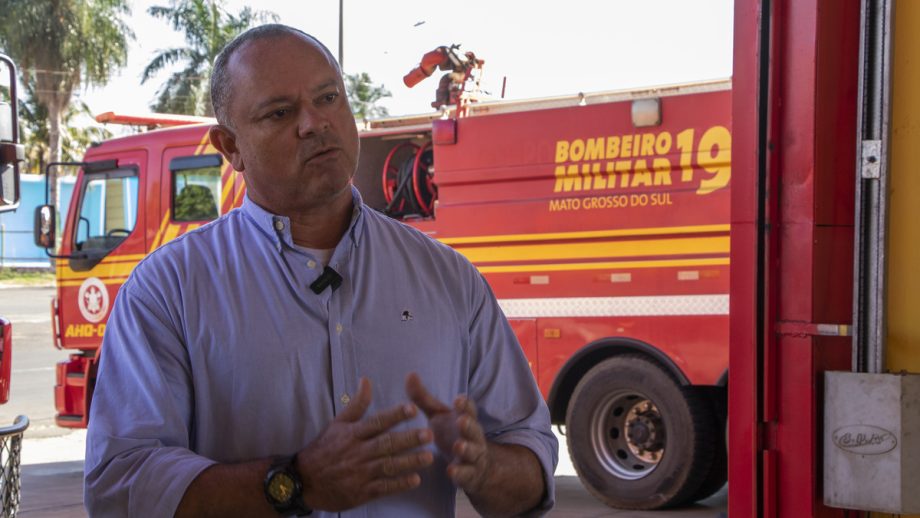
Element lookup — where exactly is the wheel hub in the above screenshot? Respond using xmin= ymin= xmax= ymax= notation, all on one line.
xmin=589 ymin=391 xmax=667 ymax=480
xmin=625 ymin=402 xmax=665 ymax=463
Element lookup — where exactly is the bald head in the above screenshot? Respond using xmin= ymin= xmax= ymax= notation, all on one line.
xmin=210 ymin=24 xmax=340 ymax=126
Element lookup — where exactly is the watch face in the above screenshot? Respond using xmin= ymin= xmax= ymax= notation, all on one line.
xmin=268 ymin=472 xmax=296 ymax=504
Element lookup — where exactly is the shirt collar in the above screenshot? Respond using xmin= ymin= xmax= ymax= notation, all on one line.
xmin=240 ymin=185 xmax=366 ymax=252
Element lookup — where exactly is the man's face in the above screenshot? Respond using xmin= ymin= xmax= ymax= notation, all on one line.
xmin=216 ymin=34 xmax=359 ymax=215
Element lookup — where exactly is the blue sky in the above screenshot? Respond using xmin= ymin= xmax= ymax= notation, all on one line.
xmin=80 ymin=0 xmax=734 ymax=118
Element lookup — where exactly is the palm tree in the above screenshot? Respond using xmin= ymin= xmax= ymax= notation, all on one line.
xmin=19 ymin=80 xmax=112 ymax=173
xmin=143 ymin=0 xmax=277 ymax=116
xmin=0 ymin=0 xmax=131 ymax=215
xmin=0 ymin=0 xmax=132 ymax=169
xmin=346 ymin=72 xmax=391 ymax=120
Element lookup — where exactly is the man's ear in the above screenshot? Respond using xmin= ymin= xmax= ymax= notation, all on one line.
xmin=209 ymin=124 xmax=245 ymax=171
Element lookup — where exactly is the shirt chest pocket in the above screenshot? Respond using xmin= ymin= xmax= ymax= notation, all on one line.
xmin=350 ymin=304 xmax=468 ymax=394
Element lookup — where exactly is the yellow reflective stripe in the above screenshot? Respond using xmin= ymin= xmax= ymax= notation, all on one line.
xmin=58 ymin=277 xmax=128 ymax=288
xmin=233 ymin=180 xmax=246 ymax=207
xmin=455 ymin=236 xmax=730 ymax=264
xmin=476 ymin=257 xmax=729 ymax=274
xmin=437 ymin=224 xmax=730 ymax=246
xmin=151 ymin=210 xmax=171 ymax=251
xmin=104 ymin=254 xmax=146 ymax=262
xmin=220 ymin=169 xmax=235 ymax=206
xmin=195 ymin=132 xmax=210 ymax=155
xmin=55 ymin=254 xmax=144 ymax=266
xmin=57 ymin=262 xmax=137 ymax=280
xmin=160 ymin=224 xmax=181 ymax=246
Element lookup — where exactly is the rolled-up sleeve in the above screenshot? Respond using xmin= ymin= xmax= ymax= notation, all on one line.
xmin=84 ymin=273 xmax=215 ymax=517
xmin=466 ymin=274 xmax=558 ymax=516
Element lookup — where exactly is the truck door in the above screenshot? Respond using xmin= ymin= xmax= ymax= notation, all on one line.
xmin=58 ymin=151 xmax=146 ymax=346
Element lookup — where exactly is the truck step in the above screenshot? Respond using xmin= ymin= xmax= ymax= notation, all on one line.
xmin=55 ymin=414 xmax=85 ymax=428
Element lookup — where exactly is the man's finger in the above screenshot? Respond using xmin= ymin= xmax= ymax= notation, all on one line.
xmin=364 ymin=473 xmax=422 ymax=499
xmin=374 ymin=449 xmax=434 ymax=477
xmin=365 ymin=428 xmax=432 ymax=458
xmin=405 ymin=372 xmax=451 ymax=416
xmin=354 ymin=403 xmax=418 ymax=440
xmin=454 ymin=396 xmax=478 ymax=420
xmin=456 ymin=413 xmax=486 ymax=444
xmin=447 ymin=463 xmax=481 ymax=490
xmin=337 ymin=378 xmax=372 ymax=422
xmin=452 ymin=437 xmax=487 ymax=466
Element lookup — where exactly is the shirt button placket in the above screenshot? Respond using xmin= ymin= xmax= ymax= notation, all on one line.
xmin=329 ymin=283 xmax=350 ymax=415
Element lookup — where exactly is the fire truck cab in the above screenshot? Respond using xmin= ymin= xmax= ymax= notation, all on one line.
xmin=37 ymin=71 xmax=731 ymax=510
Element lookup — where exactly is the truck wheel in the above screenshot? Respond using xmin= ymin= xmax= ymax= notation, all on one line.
xmin=565 ymin=355 xmax=716 ymax=509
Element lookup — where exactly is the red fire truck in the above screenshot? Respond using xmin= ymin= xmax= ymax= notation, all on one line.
xmin=35 ymin=49 xmax=731 ymax=509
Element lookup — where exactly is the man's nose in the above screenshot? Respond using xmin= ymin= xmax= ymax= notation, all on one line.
xmin=296 ymin=105 xmax=331 ymax=138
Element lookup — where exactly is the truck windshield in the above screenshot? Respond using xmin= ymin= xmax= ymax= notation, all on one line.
xmin=74 ymin=169 xmax=138 ymax=252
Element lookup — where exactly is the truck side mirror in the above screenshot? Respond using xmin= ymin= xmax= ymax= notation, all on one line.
xmin=0 ymin=54 xmax=22 ymax=213
xmin=34 ymin=205 xmax=56 ymax=249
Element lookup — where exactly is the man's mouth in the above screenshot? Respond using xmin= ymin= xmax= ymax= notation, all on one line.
xmin=305 ymin=147 xmax=339 ymax=163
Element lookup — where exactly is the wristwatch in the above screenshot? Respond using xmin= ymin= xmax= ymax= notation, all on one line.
xmin=264 ymin=455 xmax=312 ymax=516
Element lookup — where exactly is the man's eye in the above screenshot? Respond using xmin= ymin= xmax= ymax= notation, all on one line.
xmin=268 ymin=109 xmax=289 ymax=119
xmin=320 ymin=93 xmax=339 ymax=104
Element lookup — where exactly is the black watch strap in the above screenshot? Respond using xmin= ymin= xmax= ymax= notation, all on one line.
xmin=264 ymin=455 xmax=312 ymax=516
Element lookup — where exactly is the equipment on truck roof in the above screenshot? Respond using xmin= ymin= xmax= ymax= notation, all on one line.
xmin=403 ymin=44 xmax=485 ymax=110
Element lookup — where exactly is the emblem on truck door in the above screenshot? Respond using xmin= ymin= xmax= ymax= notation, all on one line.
xmin=78 ymin=277 xmax=110 ymax=324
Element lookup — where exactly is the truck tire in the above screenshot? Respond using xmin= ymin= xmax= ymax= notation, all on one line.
xmin=690 ymin=387 xmax=728 ymax=501
xmin=565 ymin=355 xmax=717 ymax=509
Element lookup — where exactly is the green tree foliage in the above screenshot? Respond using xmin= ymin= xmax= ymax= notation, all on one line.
xmin=346 ymin=72 xmax=391 ymax=120
xmin=0 ymin=0 xmax=131 ymax=164
xmin=143 ymin=0 xmax=277 ymax=116
xmin=173 ymin=179 xmax=218 ymax=221
xmin=0 ymin=0 xmax=132 ymax=201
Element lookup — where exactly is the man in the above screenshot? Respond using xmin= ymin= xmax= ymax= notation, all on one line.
xmin=84 ymin=24 xmax=557 ymax=517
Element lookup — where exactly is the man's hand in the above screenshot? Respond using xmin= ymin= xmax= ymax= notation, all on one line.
xmin=297 ymin=377 xmax=434 ymax=512
xmin=405 ymin=373 xmax=491 ymax=494
xmin=406 ymin=372 xmax=547 ymax=518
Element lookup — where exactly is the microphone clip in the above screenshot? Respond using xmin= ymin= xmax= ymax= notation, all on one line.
xmin=310 ymin=266 xmax=343 ymax=294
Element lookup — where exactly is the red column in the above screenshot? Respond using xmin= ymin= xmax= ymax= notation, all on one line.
xmin=730 ymin=1 xmax=859 ymax=516
xmin=728 ymin=0 xmax=762 ymax=515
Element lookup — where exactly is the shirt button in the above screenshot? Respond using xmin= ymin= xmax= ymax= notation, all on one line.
xmin=335 ymin=323 xmax=343 ymax=334
xmin=307 ymin=260 xmax=317 ymax=269
xmin=341 ymin=393 xmax=351 ymax=405
xmin=273 ymin=220 xmax=284 ymax=231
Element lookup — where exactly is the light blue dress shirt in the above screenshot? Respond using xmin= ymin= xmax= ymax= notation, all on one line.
xmin=84 ymin=187 xmax=558 ymax=517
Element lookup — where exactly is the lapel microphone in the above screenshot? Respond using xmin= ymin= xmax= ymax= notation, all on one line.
xmin=310 ymin=266 xmax=343 ymax=294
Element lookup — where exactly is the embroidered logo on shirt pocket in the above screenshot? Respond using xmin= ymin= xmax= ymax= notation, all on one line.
xmin=401 ymin=309 xmax=413 ymax=321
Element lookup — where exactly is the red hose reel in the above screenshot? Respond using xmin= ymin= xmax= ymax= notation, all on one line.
xmin=381 ymin=141 xmax=436 ymax=217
